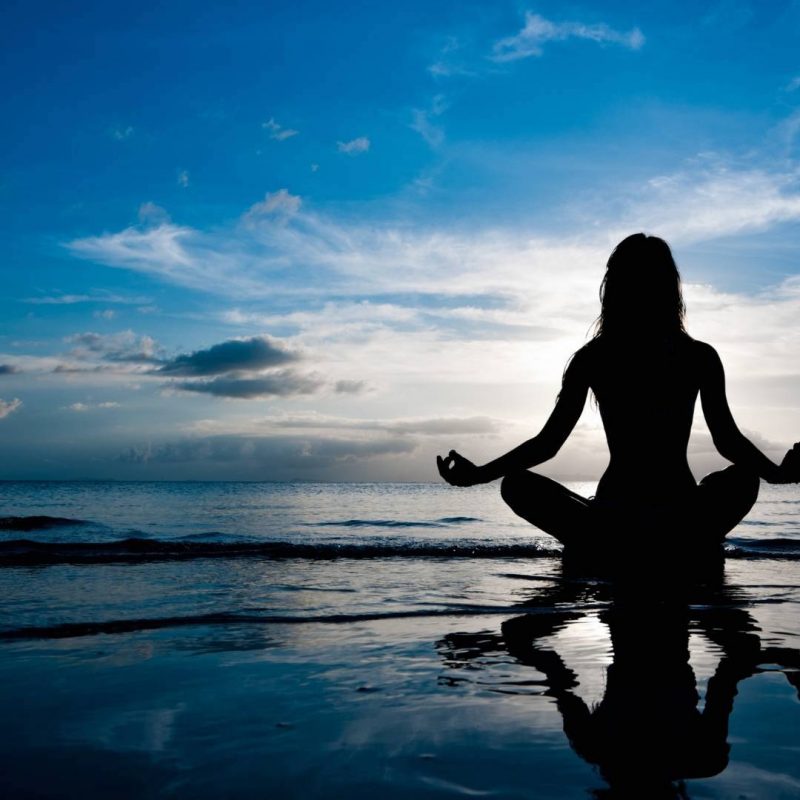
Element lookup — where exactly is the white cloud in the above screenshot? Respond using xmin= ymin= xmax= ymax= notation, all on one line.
xmin=262 ymin=117 xmax=299 ymax=141
xmin=177 ymin=170 xmax=190 ymax=188
xmin=0 ymin=398 xmax=21 ymax=419
xmin=492 ymin=11 xmax=644 ymax=62
xmin=93 ymin=309 xmax=116 ymax=320
xmin=337 ymin=137 xmax=370 ymax=155
xmin=244 ymin=188 xmax=302 ymax=221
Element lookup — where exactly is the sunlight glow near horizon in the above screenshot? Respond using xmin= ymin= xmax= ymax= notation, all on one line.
xmin=1 ymin=0 xmax=799 ymax=480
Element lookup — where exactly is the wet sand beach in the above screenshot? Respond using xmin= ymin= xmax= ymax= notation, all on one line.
xmin=1 ymin=481 xmax=799 ymax=799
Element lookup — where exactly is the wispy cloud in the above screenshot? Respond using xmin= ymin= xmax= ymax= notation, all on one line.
xmin=410 ymin=94 xmax=448 ymax=148
xmin=184 ymin=412 xmax=500 ymax=438
xmin=337 ymin=136 xmax=370 ymax=155
xmin=428 ymin=36 xmax=474 ymax=78
xmin=65 ymin=330 xmax=164 ymax=365
xmin=492 ymin=11 xmax=644 ymax=62
xmin=616 ymin=162 xmax=800 ymax=244
xmin=173 ymin=370 xmax=323 ymax=398
xmin=111 ymin=125 xmax=134 ymax=140
xmin=66 ymin=159 xmax=800 ymax=312
xmin=177 ymin=170 xmax=190 ymax=188
xmin=67 ymin=223 xmax=245 ymax=294
xmin=334 ymin=379 xmax=366 ymax=394
xmin=68 ymin=202 xmax=593 ymax=301
xmin=117 ymin=434 xmax=417 ymax=478
xmin=785 ymin=76 xmax=800 ymax=92
xmin=116 ymin=411 xmax=504 ymax=480
xmin=0 ymin=398 xmax=21 ymax=419
xmin=262 ymin=117 xmax=299 ymax=141
xmin=25 ymin=291 xmax=151 ymax=306
xmin=244 ymin=189 xmax=302 ymax=221
xmin=138 ymin=202 xmax=171 ymax=226
xmin=68 ymin=401 xmax=120 ymax=412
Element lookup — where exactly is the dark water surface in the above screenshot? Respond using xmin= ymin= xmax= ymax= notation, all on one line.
xmin=1 ymin=482 xmax=799 ymax=798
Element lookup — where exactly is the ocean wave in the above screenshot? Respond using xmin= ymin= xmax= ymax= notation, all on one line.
xmin=726 ymin=537 xmax=800 ymax=557
xmin=0 ymin=515 xmax=89 ymax=531
xmin=2 ymin=535 xmax=798 ymax=567
xmin=308 ymin=516 xmax=481 ymax=528
xmin=176 ymin=531 xmax=254 ymax=542
xmin=0 ymin=537 xmax=561 ymax=566
xmin=311 ymin=519 xmax=447 ymax=528
xmin=0 ymin=602 xmax=578 ymax=641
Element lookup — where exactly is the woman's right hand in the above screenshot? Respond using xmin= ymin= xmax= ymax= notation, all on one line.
xmin=777 ymin=443 xmax=800 ymax=483
xmin=436 ymin=450 xmax=484 ymax=487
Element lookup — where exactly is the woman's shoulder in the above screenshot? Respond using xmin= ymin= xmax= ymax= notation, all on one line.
xmin=574 ymin=338 xmax=604 ymax=356
xmin=569 ymin=339 xmax=601 ymax=366
xmin=686 ymin=337 xmax=720 ymax=362
xmin=578 ymin=332 xmax=714 ymax=362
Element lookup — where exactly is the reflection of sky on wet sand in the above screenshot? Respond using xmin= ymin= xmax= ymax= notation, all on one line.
xmin=1 ymin=482 xmax=798 ymax=796
xmin=2 ymin=556 xmax=799 ymax=798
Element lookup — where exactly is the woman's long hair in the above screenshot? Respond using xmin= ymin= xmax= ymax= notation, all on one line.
xmin=593 ymin=233 xmax=687 ymax=340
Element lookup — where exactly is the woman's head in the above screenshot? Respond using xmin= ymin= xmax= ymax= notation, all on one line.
xmin=594 ymin=233 xmax=686 ymax=338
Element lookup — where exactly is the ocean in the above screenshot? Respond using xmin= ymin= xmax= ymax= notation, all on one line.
xmin=1 ymin=480 xmax=799 ymax=798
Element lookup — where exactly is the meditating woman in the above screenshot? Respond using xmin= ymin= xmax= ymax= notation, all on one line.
xmin=437 ymin=233 xmax=800 ymax=550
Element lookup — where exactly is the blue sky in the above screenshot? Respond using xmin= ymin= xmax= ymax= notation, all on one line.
xmin=1 ymin=0 xmax=800 ymax=479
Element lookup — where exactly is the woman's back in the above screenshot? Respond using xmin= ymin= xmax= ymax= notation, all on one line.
xmin=582 ymin=334 xmax=701 ymax=504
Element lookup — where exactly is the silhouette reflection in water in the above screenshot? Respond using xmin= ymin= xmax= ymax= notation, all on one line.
xmin=437 ymin=567 xmax=800 ymax=798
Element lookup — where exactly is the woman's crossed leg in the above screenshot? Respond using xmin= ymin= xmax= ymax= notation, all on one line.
xmin=500 ymin=465 xmax=760 ymax=550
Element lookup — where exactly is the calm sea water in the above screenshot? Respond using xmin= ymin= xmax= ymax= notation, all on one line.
xmin=1 ymin=481 xmax=799 ymax=799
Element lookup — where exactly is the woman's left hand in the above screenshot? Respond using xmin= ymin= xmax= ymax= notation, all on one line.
xmin=778 ymin=442 xmax=800 ymax=483
xmin=436 ymin=450 xmax=483 ymax=487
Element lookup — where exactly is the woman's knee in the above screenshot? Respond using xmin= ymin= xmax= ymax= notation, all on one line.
xmin=500 ymin=470 xmax=532 ymax=507
xmin=500 ymin=470 xmax=560 ymax=513
xmin=500 ymin=469 xmax=554 ymax=509
xmin=700 ymin=464 xmax=760 ymax=502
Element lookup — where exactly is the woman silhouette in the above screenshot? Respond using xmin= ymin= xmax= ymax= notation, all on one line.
xmin=437 ymin=233 xmax=800 ymax=549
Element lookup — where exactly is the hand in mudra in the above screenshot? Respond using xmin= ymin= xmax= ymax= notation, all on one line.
xmin=778 ymin=443 xmax=800 ymax=483
xmin=437 ymin=450 xmax=483 ymax=487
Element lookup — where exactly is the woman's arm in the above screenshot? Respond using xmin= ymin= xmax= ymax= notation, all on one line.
xmin=698 ymin=342 xmax=799 ymax=483
xmin=437 ymin=350 xmax=590 ymax=486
